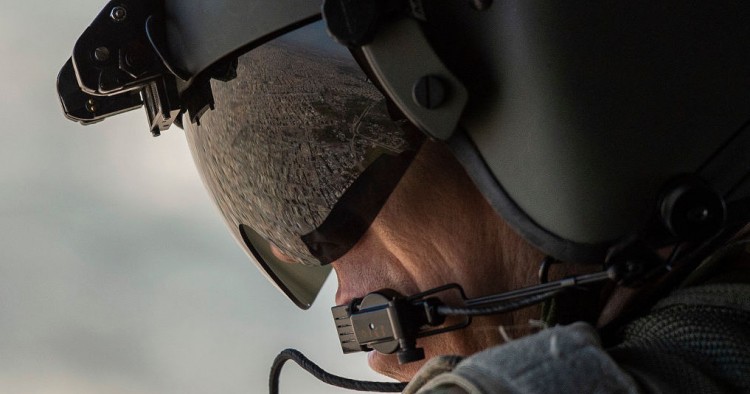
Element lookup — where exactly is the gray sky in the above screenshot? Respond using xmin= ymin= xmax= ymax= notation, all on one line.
xmin=0 ymin=2 xmax=382 ymax=392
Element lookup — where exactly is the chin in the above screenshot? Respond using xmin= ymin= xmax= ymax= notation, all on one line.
xmin=365 ymin=315 xmax=511 ymax=381
xmin=367 ymin=351 xmax=425 ymax=382
xmin=366 ymin=333 xmax=469 ymax=382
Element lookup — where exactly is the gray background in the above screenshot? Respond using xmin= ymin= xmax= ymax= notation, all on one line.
xmin=0 ymin=1 xmax=382 ymax=392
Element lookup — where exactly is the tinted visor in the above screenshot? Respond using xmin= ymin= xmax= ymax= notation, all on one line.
xmin=185 ymin=21 xmax=422 ymax=308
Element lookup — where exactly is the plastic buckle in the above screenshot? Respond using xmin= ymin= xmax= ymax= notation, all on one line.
xmin=331 ymin=285 xmax=469 ymax=364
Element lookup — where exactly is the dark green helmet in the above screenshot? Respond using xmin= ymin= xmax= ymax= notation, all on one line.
xmin=58 ymin=0 xmax=750 ymax=308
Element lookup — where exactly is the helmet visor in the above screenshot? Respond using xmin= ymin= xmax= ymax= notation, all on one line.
xmin=185 ymin=20 xmax=422 ymax=308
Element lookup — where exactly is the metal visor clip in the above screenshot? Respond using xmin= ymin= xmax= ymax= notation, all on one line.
xmin=56 ymin=0 xmax=185 ymax=136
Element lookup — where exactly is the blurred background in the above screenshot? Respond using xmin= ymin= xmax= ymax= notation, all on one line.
xmin=0 ymin=1 xmax=383 ymax=392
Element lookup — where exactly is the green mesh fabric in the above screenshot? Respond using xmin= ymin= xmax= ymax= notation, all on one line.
xmin=609 ymin=283 xmax=750 ymax=393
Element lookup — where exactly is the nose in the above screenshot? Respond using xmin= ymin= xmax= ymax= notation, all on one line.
xmin=269 ymin=243 xmax=300 ymax=264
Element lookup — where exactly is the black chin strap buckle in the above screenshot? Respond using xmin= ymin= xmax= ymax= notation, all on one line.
xmin=332 ymin=285 xmax=469 ymax=364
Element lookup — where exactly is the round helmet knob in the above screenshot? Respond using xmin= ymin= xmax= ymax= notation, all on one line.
xmin=660 ymin=177 xmax=727 ymax=241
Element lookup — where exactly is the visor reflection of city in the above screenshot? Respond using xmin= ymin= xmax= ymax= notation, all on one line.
xmin=184 ymin=20 xmax=421 ymax=307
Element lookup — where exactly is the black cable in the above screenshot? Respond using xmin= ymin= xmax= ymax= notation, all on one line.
xmin=269 ymin=349 xmax=408 ymax=394
xmin=463 ymin=271 xmax=613 ymax=306
xmin=145 ymin=15 xmax=191 ymax=81
xmin=437 ymin=290 xmax=561 ymax=316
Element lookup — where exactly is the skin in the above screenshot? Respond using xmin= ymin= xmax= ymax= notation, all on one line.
xmin=331 ymin=140 xmax=580 ymax=381
xmin=282 ymin=139 xmax=750 ymax=382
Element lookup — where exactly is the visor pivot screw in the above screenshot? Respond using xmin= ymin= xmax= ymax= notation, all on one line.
xmin=413 ymin=76 xmax=447 ymax=110
xmin=85 ymin=99 xmax=97 ymax=114
xmin=110 ymin=6 xmax=127 ymax=23
xmin=93 ymin=47 xmax=110 ymax=63
xmin=120 ymin=42 xmax=154 ymax=78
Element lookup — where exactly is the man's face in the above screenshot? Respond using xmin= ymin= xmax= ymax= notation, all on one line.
xmin=331 ymin=141 xmax=545 ymax=381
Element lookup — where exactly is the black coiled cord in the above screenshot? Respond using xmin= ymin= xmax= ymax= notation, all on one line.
xmin=269 ymin=349 xmax=408 ymax=394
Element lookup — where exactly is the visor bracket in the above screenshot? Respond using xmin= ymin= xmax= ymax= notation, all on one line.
xmin=361 ymin=18 xmax=468 ymax=140
xmin=57 ymin=0 xmax=190 ymax=135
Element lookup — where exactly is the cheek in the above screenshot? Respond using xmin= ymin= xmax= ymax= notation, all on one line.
xmin=331 ymin=231 xmax=422 ymax=305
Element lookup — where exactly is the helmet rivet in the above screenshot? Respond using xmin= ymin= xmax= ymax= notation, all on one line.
xmin=686 ymin=206 xmax=710 ymax=223
xmin=93 ymin=47 xmax=110 ymax=62
xmin=413 ymin=76 xmax=447 ymax=110
xmin=85 ymin=98 xmax=97 ymax=113
xmin=110 ymin=6 xmax=127 ymax=22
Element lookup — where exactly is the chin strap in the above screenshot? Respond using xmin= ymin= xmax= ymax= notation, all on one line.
xmin=331 ymin=269 xmax=618 ymax=366
xmin=270 ymin=227 xmax=744 ymax=393
xmin=269 ymin=268 xmax=612 ymax=394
